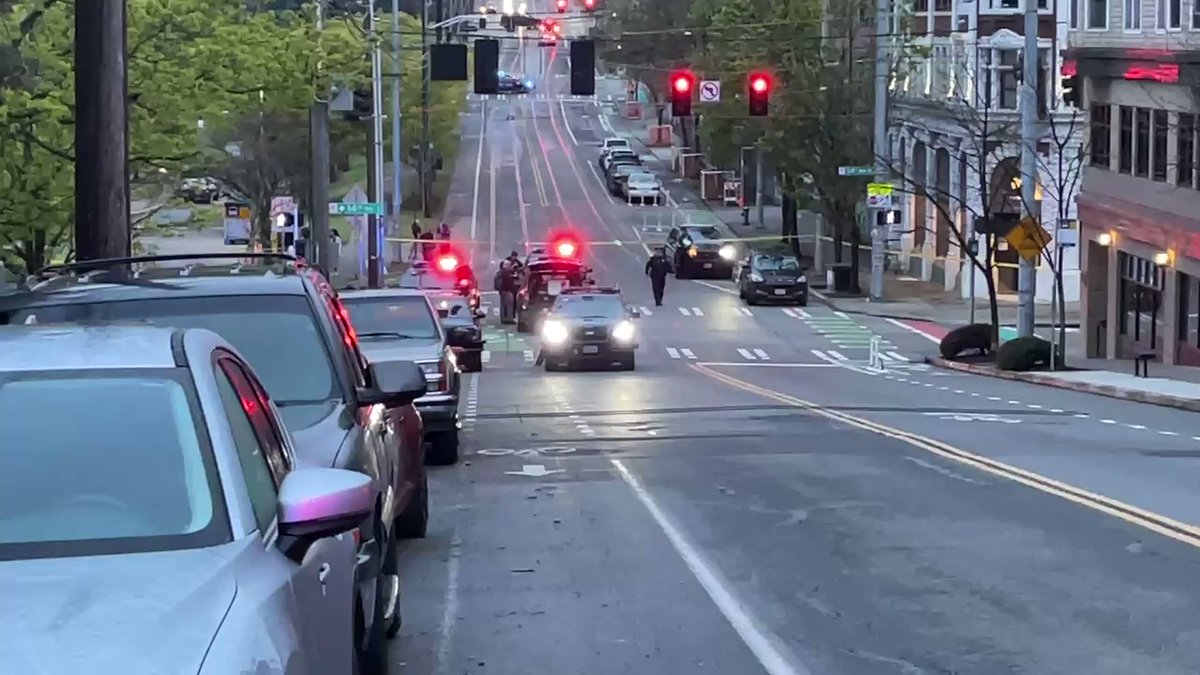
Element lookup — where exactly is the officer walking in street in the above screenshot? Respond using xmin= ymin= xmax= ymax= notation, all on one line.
xmin=645 ymin=246 xmax=670 ymax=306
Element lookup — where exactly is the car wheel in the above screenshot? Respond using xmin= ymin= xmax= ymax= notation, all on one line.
xmin=544 ymin=359 xmax=562 ymax=371
xmin=427 ymin=428 xmax=459 ymax=466
xmin=797 ymin=297 xmax=809 ymax=307
xmin=354 ymin=532 xmax=391 ymax=675
xmin=394 ymin=474 xmax=428 ymax=539
xmin=462 ymin=350 xmax=483 ymax=372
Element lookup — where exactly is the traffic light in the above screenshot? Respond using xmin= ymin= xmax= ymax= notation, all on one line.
xmin=1062 ymin=74 xmax=1080 ymax=107
xmin=670 ymin=70 xmax=694 ymax=117
xmin=556 ymin=0 xmax=566 ymax=11
xmin=583 ymin=0 xmax=595 ymax=9
xmin=570 ymin=40 xmax=595 ymax=95
xmin=748 ymin=71 xmax=771 ymax=116
xmin=474 ymin=39 xmax=500 ymax=94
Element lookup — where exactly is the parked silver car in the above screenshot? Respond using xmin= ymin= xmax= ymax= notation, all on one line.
xmin=341 ymin=289 xmax=463 ymax=465
xmin=0 ymin=324 xmax=425 ymax=674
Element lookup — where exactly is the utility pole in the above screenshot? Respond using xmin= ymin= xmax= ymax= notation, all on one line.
xmin=368 ymin=0 xmax=386 ymax=288
xmin=391 ymin=0 xmax=403 ymax=250
xmin=420 ymin=0 xmax=432 ymax=218
xmin=310 ymin=0 xmax=332 ymax=273
xmin=1017 ymin=0 xmax=1038 ymax=336
xmin=869 ymin=0 xmax=889 ymax=300
xmin=75 ymin=0 xmax=131 ymax=262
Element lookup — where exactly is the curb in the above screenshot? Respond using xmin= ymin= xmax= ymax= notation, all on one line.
xmin=815 ymin=293 xmax=1083 ymax=328
xmin=924 ymin=356 xmax=1200 ymax=413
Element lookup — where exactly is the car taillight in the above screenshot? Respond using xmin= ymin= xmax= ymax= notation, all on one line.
xmin=439 ymin=359 xmax=450 ymax=391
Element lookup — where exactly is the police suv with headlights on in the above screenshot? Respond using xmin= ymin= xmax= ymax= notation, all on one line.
xmin=665 ymin=225 xmax=738 ymax=278
xmin=538 ymin=287 xmax=639 ymax=371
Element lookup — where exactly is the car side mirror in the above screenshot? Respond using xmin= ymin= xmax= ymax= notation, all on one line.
xmin=277 ymin=468 xmax=375 ymax=542
xmin=359 ymin=360 xmax=427 ymax=407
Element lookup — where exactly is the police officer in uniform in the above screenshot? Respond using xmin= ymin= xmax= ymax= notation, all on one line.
xmin=645 ymin=247 xmax=670 ymax=306
xmin=497 ymin=251 xmax=523 ymax=324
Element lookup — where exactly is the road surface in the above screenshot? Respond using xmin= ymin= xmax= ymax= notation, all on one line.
xmin=389 ymin=8 xmax=1200 ymax=674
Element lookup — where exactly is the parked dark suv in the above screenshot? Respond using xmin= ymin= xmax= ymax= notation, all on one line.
xmin=0 ymin=253 xmax=421 ymax=675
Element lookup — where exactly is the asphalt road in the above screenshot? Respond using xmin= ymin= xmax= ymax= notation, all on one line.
xmin=391 ymin=9 xmax=1200 ymax=674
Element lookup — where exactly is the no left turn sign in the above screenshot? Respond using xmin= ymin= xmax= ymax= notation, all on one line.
xmin=699 ymin=80 xmax=720 ymax=102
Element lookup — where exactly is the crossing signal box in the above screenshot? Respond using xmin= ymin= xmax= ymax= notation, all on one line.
xmin=474 ymin=39 xmax=500 ymax=94
xmin=747 ymin=72 xmax=770 ymax=116
xmin=670 ymin=70 xmax=694 ymax=117
xmin=1061 ymin=75 xmax=1080 ymax=106
xmin=570 ymin=40 xmax=595 ymax=96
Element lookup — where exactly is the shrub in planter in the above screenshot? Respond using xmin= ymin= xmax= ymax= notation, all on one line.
xmin=939 ymin=323 xmax=993 ymax=359
xmin=994 ymin=336 xmax=1062 ymax=371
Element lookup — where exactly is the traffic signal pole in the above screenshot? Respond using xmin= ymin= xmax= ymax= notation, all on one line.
xmin=1017 ymin=0 xmax=1039 ymax=337
xmin=869 ymin=0 xmax=889 ymax=300
xmin=391 ymin=0 xmax=403 ymax=256
xmin=310 ymin=0 xmax=332 ymax=274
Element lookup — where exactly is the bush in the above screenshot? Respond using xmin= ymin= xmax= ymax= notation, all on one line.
xmin=939 ymin=323 xmax=993 ymax=359
xmin=994 ymin=336 xmax=1062 ymax=371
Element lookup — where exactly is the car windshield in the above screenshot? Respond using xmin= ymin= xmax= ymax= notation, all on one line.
xmin=685 ymin=227 xmax=722 ymax=241
xmin=605 ymin=139 xmax=629 ymax=148
xmin=615 ymin=164 xmax=640 ymax=175
xmin=553 ymin=294 xmax=624 ymax=318
xmin=609 ymin=150 xmax=636 ymax=159
xmin=754 ymin=255 xmax=801 ymax=271
xmin=342 ymin=295 xmax=440 ymax=340
xmin=0 ymin=371 xmax=224 ymax=560
xmin=629 ymin=174 xmax=657 ymax=186
xmin=3 ymin=296 xmax=337 ymax=404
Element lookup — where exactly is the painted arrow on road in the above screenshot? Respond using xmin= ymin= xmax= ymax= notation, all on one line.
xmin=504 ymin=464 xmax=564 ymax=477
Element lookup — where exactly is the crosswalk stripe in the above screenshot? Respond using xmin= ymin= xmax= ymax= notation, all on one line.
xmin=886 ymin=351 xmax=908 ymax=361
xmin=753 ymin=348 xmax=769 ymax=360
xmin=827 ymin=350 xmax=847 ymax=360
xmin=692 ymin=307 xmax=704 ymax=316
xmin=482 ymin=351 xmax=492 ymax=363
xmin=638 ymin=306 xmax=652 ymax=316
xmin=681 ymin=348 xmax=696 ymax=359
xmin=679 ymin=307 xmax=690 ymax=316
xmin=737 ymin=348 xmax=756 ymax=360
xmin=666 ymin=347 xmax=680 ymax=359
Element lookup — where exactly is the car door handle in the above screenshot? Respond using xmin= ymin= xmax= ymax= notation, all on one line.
xmin=318 ymin=563 xmax=331 ymax=584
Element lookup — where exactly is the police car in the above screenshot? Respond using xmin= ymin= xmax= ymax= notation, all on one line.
xmin=537 ymin=287 xmax=640 ymax=371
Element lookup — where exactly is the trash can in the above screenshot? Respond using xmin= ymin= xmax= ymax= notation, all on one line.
xmin=830 ymin=263 xmax=853 ymax=293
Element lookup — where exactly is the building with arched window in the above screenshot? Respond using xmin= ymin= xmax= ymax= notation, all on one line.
xmin=886 ymin=0 xmax=1084 ymax=304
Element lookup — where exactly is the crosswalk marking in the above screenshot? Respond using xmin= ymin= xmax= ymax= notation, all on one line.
xmin=681 ymin=348 xmax=696 ymax=359
xmin=482 ymin=350 xmax=492 ymax=363
xmin=678 ymin=307 xmax=704 ymax=316
xmin=737 ymin=348 xmax=754 ymax=360
xmin=637 ymin=306 xmax=653 ymax=316
xmin=827 ymin=349 xmax=847 ymax=360
xmin=523 ymin=350 xmax=535 ymax=362
xmin=753 ymin=348 xmax=769 ymax=360
xmin=781 ymin=307 xmax=810 ymax=318
xmin=886 ymin=351 xmax=908 ymax=362
xmin=737 ymin=348 xmax=770 ymax=360
xmin=667 ymin=347 xmax=680 ymax=359
xmin=736 ymin=307 xmax=753 ymax=316
xmin=666 ymin=346 xmax=697 ymax=359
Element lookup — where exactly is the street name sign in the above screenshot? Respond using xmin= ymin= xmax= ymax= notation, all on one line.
xmin=838 ymin=165 xmax=873 ymax=176
xmin=329 ymin=201 xmax=384 ymax=216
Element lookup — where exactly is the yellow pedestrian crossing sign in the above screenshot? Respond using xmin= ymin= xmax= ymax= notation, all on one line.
xmin=866 ymin=183 xmax=894 ymax=208
xmin=1005 ymin=217 xmax=1051 ymax=261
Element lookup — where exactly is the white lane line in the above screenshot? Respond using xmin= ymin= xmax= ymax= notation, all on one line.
xmin=667 ymin=347 xmax=681 ymax=359
xmin=639 ymin=306 xmax=653 ymax=316
xmin=681 ymin=348 xmax=696 ymax=360
xmin=611 ymin=459 xmax=809 ymax=675
xmin=737 ymin=348 xmax=756 ymax=360
xmin=1160 ymin=430 xmax=1179 ymax=436
xmin=737 ymin=307 xmax=753 ymax=316
xmin=468 ymin=99 xmax=487 ymax=262
xmin=433 ymin=529 xmax=463 ymax=670
xmin=692 ymin=279 xmax=739 ymax=296
xmin=1101 ymin=419 xmax=1116 ymax=424
xmin=885 ymin=317 xmax=942 ymax=344
xmin=560 ymin=99 xmax=580 ymax=145
xmin=692 ymin=307 xmax=704 ymax=316
xmin=679 ymin=307 xmax=692 ymax=316
xmin=1126 ymin=424 xmax=1146 ymax=430
xmin=753 ymin=348 xmax=770 ymax=360
xmin=833 ymin=311 xmax=849 ymax=319
xmin=886 ymin=351 xmax=908 ymax=361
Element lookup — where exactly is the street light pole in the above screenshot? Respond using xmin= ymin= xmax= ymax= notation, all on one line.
xmin=420 ymin=0 xmax=433 ymax=218
xmin=1017 ymin=0 xmax=1039 ymax=336
xmin=391 ymin=0 xmax=403 ymax=254
xmin=75 ymin=0 xmax=131 ymax=262
xmin=869 ymin=0 xmax=889 ymax=300
xmin=310 ymin=0 xmax=332 ymax=273
xmin=368 ymin=0 xmax=386 ymax=287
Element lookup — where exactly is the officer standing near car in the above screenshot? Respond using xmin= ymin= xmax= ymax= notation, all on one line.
xmin=645 ymin=246 xmax=670 ymax=306
xmin=497 ymin=251 xmax=523 ymax=324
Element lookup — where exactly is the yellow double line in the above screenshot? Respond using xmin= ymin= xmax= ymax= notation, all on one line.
xmin=692 ymin=363 xmax=1200 ymax=550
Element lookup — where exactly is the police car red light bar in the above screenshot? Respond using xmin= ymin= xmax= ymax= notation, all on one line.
xmin=557 ymin=0 xmax=566 ymax=9
xmin=436 ymin=255 xmax=459 ymax=271
xmin=555 ymin=241 xmax=577 ymax=256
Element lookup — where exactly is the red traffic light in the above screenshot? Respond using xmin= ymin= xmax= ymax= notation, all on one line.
xmin=436 ymin=255 xmax=459 ymax=272
xmin=750 ymin=74 xmax=770 ymax=93
xmin=673 ymin=74 xmax=692 ymax=93
xmin=557 ymin=0 xmax=566 ymax=8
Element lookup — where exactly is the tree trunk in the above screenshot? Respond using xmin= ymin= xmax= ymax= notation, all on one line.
xmin=74 ymin=0 xmax=131 ymax=262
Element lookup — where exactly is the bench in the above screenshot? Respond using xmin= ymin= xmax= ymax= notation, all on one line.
xmin=1133 ymin=349 xmax=1156 ymax=378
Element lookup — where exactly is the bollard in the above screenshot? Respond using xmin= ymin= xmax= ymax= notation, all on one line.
xmin=868 ymin=335 xmax=884 ymax=371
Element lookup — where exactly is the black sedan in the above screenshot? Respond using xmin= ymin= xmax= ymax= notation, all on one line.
xmin=429 ymin=293 xmax=486 ymax=371
xmin=734 ymin=251 xmax=808 ymax=305
xmin=498 ymin=73 xmax=533 ymax=94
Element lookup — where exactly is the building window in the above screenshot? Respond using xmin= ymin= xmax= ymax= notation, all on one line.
xmin=1089 ymin=0 xmax=1108 ymax=28
xmin=1178 ymin=113 xmax=1194 ymax=187
xmin=1152 ymin=109 xmax=1168 ymax=181
xmin=1119 ymin=252 xmax=1164 ymax=352
xmin=1090 ymin=104 xmax=1111 ymax=168
xmin=998 ymin=50 xmax=1019 ymax=110
xmin=1071 ymin=0 xmax=1080 ymax=26
xmin=1135 ymin=108 xmax=1150 ymax=176
xmin=915 ymin=0 xmax=928 ymax=12
xmin=1118 ymin=106 xmax=1133 ymax=173
xmin=1179 ymin=274 xmax=1200 ymax=357
xmin=1125 ymin=0 xmax=1141 ymax=28
xmin=935 ymin=0 xmax=951 ymax=11
xmin=1159 ymin=0 xmax=1182 ymax=27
